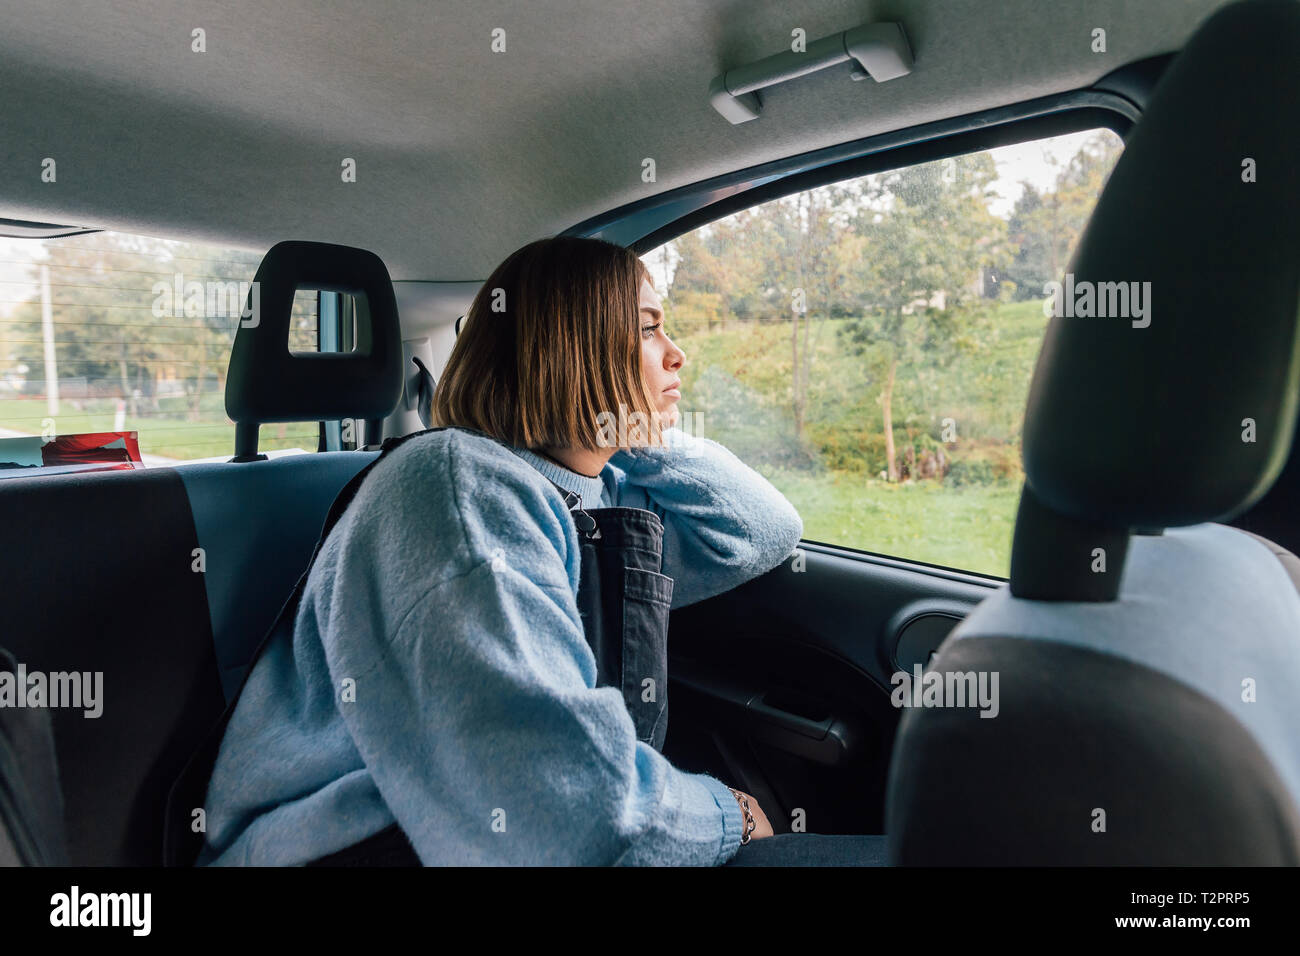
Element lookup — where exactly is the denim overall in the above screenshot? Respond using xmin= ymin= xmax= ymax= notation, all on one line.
xmin=164 ymin=426 xmax=673 ymax=867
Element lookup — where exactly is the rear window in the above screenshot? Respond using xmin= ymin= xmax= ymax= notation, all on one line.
xmin=0 ymin=230 xmax=319 ymax=472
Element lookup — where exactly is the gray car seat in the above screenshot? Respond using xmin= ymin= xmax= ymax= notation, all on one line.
xmin=885 ymin=0 xmax=1300 ymax=865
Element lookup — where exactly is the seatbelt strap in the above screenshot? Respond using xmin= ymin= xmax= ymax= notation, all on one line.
xmin=411 ymin=356 xmax=436 ymax=429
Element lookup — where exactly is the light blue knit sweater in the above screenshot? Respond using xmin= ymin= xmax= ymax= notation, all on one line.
xmin=199 ymin=425 xmax=803 ymax=865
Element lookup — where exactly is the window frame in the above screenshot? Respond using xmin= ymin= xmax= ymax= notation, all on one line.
xmin=565 ymin=88 xmax=1138 ymax=256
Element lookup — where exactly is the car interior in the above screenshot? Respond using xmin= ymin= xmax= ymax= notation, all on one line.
xmin=1 ymin=0 xmax=1298 ymax=872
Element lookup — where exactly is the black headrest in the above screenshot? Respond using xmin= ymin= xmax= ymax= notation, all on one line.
xmin=225 ymin=241 xmax=403 ymax=460
xmin=1021 ymin=0 xmax=1300 ymax=530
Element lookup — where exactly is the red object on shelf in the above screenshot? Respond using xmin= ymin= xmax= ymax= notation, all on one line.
xmin=40 ymin=431 xmax=143 ymax=470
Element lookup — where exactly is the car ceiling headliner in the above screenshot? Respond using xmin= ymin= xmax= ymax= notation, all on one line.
xmin=0 ymin=0 xmax=1232 ymax=281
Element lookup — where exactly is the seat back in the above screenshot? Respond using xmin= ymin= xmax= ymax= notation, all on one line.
xmin=0 ymin=454 xmax=372 ymax=864
xmin=0 ymin=467 xmax=222 ymax=865
xmin=886 ymin=0 xmax=1300 ymax=865
xmin=887 ymin=525 xmax=1300 ymax=865
xmin=177 ymin=453 xmax=377 ymax=700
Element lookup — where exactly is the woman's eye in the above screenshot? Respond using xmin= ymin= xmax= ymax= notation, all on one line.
xmin=642 ymin=323 xmax=660 ymax=339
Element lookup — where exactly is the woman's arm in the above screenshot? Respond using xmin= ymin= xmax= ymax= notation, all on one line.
xmin=607 ymin=426 xmax=804 ymax=609
xmin=322 ymin=437 xmax=747 ymax=865
xmin=331 ymin=558 xmax=746 ymax=866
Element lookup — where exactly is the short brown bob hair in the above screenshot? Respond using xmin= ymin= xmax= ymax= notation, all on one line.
xmin=431 ymin=236 xmax=665 ymax=451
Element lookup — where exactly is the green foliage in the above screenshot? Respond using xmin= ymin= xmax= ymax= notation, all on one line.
xmin=805 ymin=424 xmax=886 ymax=475
xmin=664 ymin=290 xmax=722 ymax=337
xmin=1005 ymin=131 xmax=1124 ymax=299
xmin=945 ymin=459 xmax=998 ymax=488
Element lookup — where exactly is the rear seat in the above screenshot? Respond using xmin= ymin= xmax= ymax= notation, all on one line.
xmin=0 ymin=454 xmax=372 ymax=864
xmin=0 ymin=240 xmax=404 ymax=864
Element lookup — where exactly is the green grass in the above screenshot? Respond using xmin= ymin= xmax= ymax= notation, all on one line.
xmin=760 ymin=464 xmax=1020 ymax=578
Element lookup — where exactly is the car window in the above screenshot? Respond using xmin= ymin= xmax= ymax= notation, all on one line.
xmin=643 ymin=128 xmax=1124 ymax=577
xmin=0 ymin=230 xmax=320 ymax=471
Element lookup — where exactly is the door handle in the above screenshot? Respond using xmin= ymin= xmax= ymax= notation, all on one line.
xmin=745 ymin=692 xmax=834 ymax=740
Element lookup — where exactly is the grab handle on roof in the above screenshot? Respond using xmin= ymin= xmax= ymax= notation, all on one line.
xmin=709 ymin=21 xmax=913 ymax=125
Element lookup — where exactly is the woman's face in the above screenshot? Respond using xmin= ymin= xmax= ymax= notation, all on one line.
xmin=638 ymin=276 xmax=685 ymax=425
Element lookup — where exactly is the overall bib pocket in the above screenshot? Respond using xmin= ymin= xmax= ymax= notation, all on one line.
xmin=621 ymin=566 xmax=673 ymax=751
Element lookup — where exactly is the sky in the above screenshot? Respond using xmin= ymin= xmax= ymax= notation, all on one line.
xmin=0 ymin=238 xmax=40 ymax=319
xmin=984 ymin=128 xmax=1117 ymax=217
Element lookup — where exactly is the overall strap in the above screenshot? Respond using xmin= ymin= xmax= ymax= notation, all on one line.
xmin=545 ymin=478 xmax=600 ymax=537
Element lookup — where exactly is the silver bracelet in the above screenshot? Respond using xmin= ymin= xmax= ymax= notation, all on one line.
xmin=727 ymin=786 xmax=757 ymax=845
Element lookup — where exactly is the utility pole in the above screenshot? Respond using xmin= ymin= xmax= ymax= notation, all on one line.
xmin=40 ymin=263 xmax=58 ymax=417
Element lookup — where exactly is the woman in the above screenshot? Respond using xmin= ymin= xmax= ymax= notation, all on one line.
xmin=195 ymin=236 xmax=802 ymax=865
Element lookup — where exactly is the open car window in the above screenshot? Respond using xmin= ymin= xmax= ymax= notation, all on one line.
xmin=643 ymin=127 xmax=1124 ymax=578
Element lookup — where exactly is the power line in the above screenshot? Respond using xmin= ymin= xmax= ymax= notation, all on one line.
xmin=0 ymin=277 xmax=261 ymax=293
xmin=0 ymin=317 xmax=314 ymax=329
xmin=0 ymin=303 xmax=318 ymax=316
xmin=0 ymin=260 xmax=258 ymax=280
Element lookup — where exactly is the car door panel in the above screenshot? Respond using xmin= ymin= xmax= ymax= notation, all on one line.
xmin=664 ymin=546 xmax=997 ymax=835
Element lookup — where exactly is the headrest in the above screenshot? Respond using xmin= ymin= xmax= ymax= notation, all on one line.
xmin=1021 ymin=0 xmax=1300 ymax=529
xmin=225 ymin=241 xmax=403 ymax=460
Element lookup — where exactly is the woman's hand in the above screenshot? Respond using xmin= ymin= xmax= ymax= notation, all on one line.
xmin=731 ymin=788 xmax=775 ymax=841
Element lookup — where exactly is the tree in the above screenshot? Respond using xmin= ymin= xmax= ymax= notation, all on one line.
xmin=1006 ymin=183 xmax=1053 ymax=300
xmin=1010 ymin=132 xmax=1123 ymax=295
xmin=743 ymin=184 xmax=860 ymax=442
xmin=838 ymin=152 xmax=1008 ymax=480
xmin=667 ymin=216 xmax=763 ymax=331
xmin=0 ymin=232 xmax=263 ymax=423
